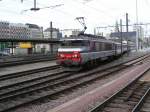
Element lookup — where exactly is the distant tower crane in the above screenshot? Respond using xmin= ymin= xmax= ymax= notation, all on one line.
xmin=76 ymin=17 xmax=87 ymax=35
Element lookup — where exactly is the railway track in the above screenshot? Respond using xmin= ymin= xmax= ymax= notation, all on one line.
xmin=0 ymin=54 xmax=149 ymax=112
xmin=0 ymin=65 xmax=60 ymax=81
xmin=88 ymin=58 xmax=150 ymax=112
xmin=0 ymin=54 xmax=56 ymax=67
xmin=131 ymin=87 xmax=150 ymax=112
xmin=89 ymin=80 xmax=150 ymax=112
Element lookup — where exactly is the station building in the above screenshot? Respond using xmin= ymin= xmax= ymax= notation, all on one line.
xmin=0 ymin=21 xmax=44 ymax=55
xmin=35 ymin=28 xmax=62 ymax=54
xmin=0 ymin=21 xmax=10 ymax=53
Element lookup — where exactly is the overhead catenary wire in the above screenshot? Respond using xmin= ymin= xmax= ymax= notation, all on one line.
xmin=71 ymin=0 xmax=113 ymax=18
xmin=69 ymin=0 xmax=130 ymax=28
xmin=21 ymin=0 xmax=79 ymax=30
xmin=20 ymin=0 xmax=64 ymax=13
xmin=72 ymin=0 xmax=121 ymax=18
xmin=2 ymin=0 xmax=149 ymax=34
xmin=144 ymin=0 xmax=150 ymax=8
xmin=21 ymin=4 xmax=64 ymax=13
xmin=21 ymin=0 xmax=75 ymax=18
xmin=61 ymin=0 xmax=113 ymax=27
xmin=15 ymin=0 xmax=127 ymax=24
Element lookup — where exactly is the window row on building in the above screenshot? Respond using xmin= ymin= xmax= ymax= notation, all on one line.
xmin=0 ymin=21 xmax=83 ymax=39
xmin=0 ymin=21 xmax=64 ymax=39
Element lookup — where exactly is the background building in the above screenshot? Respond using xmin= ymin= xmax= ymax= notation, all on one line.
xmin=0 ymin=21 xmax=9 ymax=38
xmin=0 ymin=21 xmax=10 ymax=53
xmin=9 ymin=23 xmax=30 ymax=38
xmin=0 ymin=21 xmax=45 ymax=54
xmin=9 ymin=23 xmax=31 ymax=54
xmin=36 ymin=27 xmax=62 ymax=54
xmin=61 ymin=29 xmax=81 ymax=37
xmin=26 ymin=23 xmax=43 ymax=38
xmin=110 ymin=29 xmax=144 ymax=49
xmin=110 ymin=31 xmax=137 ymax=42
xmin=44 ymin=28 xmax=62 ymax=38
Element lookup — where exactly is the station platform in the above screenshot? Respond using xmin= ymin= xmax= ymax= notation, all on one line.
xmin=0 ymin=60 xmax=57 ymax=76
xmin=49 ymin=59 xmax=150 ymax=112
xmin=140 ymin=69 xmax=150 ymax=82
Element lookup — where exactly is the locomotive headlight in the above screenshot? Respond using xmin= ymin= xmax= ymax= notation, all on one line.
xmin=73 ymin=54 xmax=78 ymax=58
xmin=60 ymin=54 xmax=64 ymax=58
xmin=74 ymin=54 xmax=78 ymax=58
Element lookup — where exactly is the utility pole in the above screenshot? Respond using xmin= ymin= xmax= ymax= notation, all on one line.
xmin=120 ymin=19 xmax=123 ymax=54
xmin=95 ymin=27 xmax=107 ymax=36
xmin=50 ymin=21 xmax=53 ymax=38
xmin=11 ymin=42 xmax=13 ymax=55
xmin=136 ymin=0 xmax=138 ymax=25
xmin=94 ymin=28 xmax=96 ymax=35
xmin=41 ymin=27 xmax=44 ymax=38
xmin=21 ymin=0 xmax=63 ymax=12
xmin=136 ymin=0 xmax=139 ymax=51
xmin=30 ymin=0 xmax=40 ymax=11
xmin=126 ymin=13 xmax=129 ymax=52
xmin=50 ymin=21 xmax=53 ymax=54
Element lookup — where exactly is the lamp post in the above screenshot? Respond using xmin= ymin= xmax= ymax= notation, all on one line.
xmin=136 ymin=0 xmax=139 ymax=51
xmin=126 ymin=13 xmax=129 ymax=52
xmin=50 ymin=21 xmax=53 ymax=54
xmin=120 ymin=19 xmax=123 ymax=54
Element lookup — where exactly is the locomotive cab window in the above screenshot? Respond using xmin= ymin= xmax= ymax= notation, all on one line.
xmin=61 ymin=40 xmax=89 ymax=47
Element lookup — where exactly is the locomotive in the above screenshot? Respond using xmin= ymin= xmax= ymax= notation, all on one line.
xmin=56 ymin=34 xmax=131 ymax=69
xmin=57 ymin=17 xmax=134 ymax=70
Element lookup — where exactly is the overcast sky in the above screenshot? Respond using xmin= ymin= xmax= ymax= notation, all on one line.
xmin=0 ymin=0 xmax=150 ymax=33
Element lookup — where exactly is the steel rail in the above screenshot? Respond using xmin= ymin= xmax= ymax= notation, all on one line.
xmin=0 ymin=65 xmax=127 ymax=112
xmin=89 ymin=71 xmax=150 ymax=112
xmin=0 ymin=54 xmax=149 ymax=112
xmin=0 ymin=71 xmax=72 ymax=99
xmin=0 ymin=56 xmax=56 ymax=67
xmin=0 ymin=65 xmax=59 ymax=81
xmin=131 ymin=87 xmax=150 ymax=112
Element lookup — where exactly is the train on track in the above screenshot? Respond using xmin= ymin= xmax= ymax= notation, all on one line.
xmin=56 ymin=33 xmax=135 ymax=70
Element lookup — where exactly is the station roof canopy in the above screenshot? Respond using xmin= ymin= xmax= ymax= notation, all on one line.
xmin=0 ymin=37 xmax=60 ymax=43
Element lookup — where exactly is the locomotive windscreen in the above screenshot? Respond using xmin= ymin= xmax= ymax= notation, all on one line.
xmin=61 ymin=40 xmax=89 ymax=47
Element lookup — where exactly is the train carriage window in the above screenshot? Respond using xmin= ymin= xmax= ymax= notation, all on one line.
xmin=113 ymin=44 xmax=116 ymax=50
xmin=98 ymin=42 xmax=106 ymax=51
xmin=99 ymin=42 xmax=102 ymax=51
xmin=90 ymin=41 xmax=96 ymax=51
xmin=117 ymin=44 xmax=121 ymax=49
xmin=111 ymin=43 xmax=114 ymax=50
xmin=95 ymin=42 xmax=100 ymax=51
xmin=105 ymin=43 xmax=113 ymax=51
